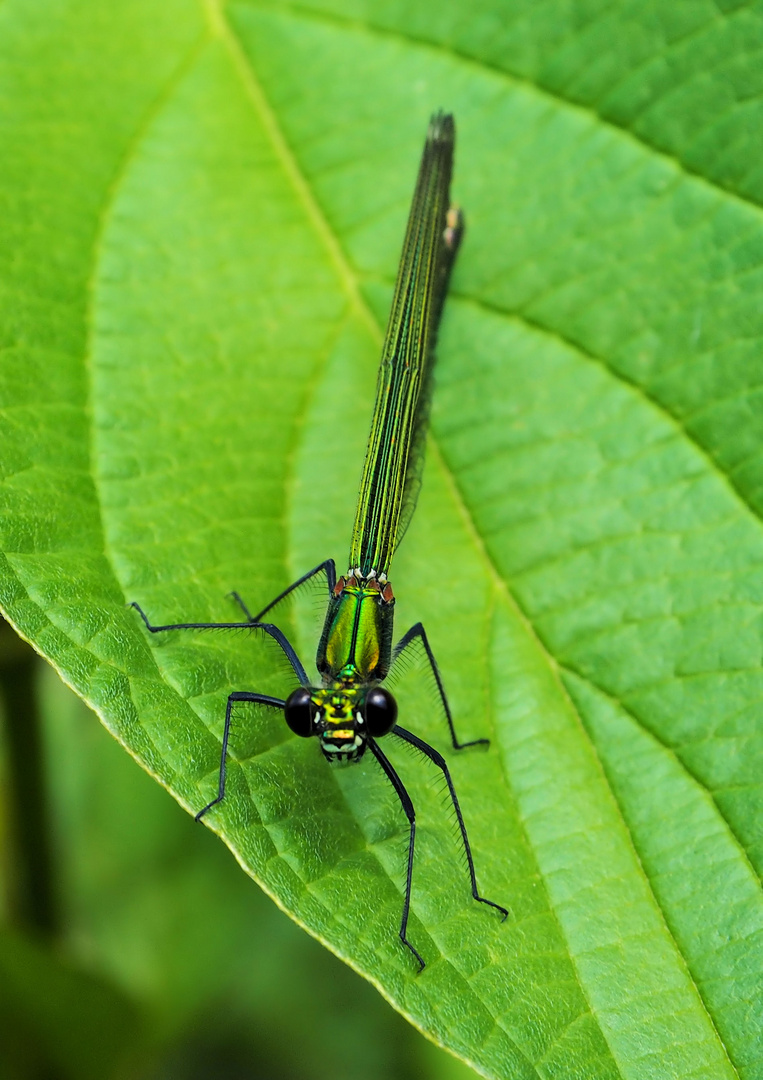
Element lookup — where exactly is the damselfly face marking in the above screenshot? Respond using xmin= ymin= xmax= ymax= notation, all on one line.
xmin=315 ymin=684 xmax=367 ymax=764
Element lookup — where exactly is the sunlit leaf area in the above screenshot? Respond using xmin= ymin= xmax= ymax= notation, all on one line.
xmin=2 ymin=1 xmax=763 ymax=1077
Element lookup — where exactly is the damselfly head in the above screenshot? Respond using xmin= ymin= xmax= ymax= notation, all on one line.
xmin=283 ymin=682 xmax=398 ymax=765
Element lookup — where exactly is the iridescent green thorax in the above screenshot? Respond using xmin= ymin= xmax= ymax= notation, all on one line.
xmin=317 ymin=573 xmax=395 ymax=683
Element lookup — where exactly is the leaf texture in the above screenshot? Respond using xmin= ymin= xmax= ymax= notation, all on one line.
xmin=1 ymin=1 xmax=762 ymax=1076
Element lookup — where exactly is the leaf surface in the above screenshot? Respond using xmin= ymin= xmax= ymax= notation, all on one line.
xmin=2 ymin=1 xmax=763 ymax=1076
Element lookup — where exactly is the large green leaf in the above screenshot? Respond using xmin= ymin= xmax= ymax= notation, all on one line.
xmin=1 ymin=1 xmax=762 ymax=1076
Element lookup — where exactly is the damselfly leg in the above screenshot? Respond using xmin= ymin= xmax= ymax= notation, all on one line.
xmin=393 ymin=622 xmax=489 ymax=751
xmin=196 ymin=691 xmax=285 ymax=820
xmin=230 ymin=559 xmax=337 ymax=623
xmin=129 ymin=601 xmax=308 ymax=685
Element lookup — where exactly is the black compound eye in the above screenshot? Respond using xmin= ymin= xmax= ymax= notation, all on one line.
xmin=364 ymin=687 xmax=398 ymax=737
xmin=284 ymin=687 xmax=316 ymax=737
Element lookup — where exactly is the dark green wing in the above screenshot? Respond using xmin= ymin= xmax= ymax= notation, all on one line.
xmin=348 ymin=112 xmax=462 ymax=580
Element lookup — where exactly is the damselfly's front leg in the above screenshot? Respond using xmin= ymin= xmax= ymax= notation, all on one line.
xmin=196 ymin=691 xmax=284 ymax=820
xmin=130 ymin=604 xmax=304 ymax=819
xmin=393 ymin=623 xmax=488 ymax=750
xmin=230 ymin=559 xmax=337 ymax=623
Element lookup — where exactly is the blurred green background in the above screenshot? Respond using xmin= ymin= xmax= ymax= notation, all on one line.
xmin=0 ymin=619 xmax=477 ymax=1079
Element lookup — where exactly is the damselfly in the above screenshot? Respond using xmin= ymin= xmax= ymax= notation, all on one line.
xmin=132 ymin=112 xmax=507 ymax=969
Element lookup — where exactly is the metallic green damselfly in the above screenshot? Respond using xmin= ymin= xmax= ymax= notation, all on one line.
xmin=133 ymin=113 xmax=507 ymax=970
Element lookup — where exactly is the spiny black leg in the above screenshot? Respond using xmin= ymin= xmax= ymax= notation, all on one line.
xmin=368 ymin=739 xmax=426 ymax=972
xmin=392 ymin=726 xmax=508 ymax=921
xmin=393 ymin=623 xmax=488 ymax=750
xmin=129 ymin=602 xmax=310 ymax=685
xmin=230 ymin=559 xmax=337 ymax=623
xmin=196 ymin=691 xmax=284 ymax=821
